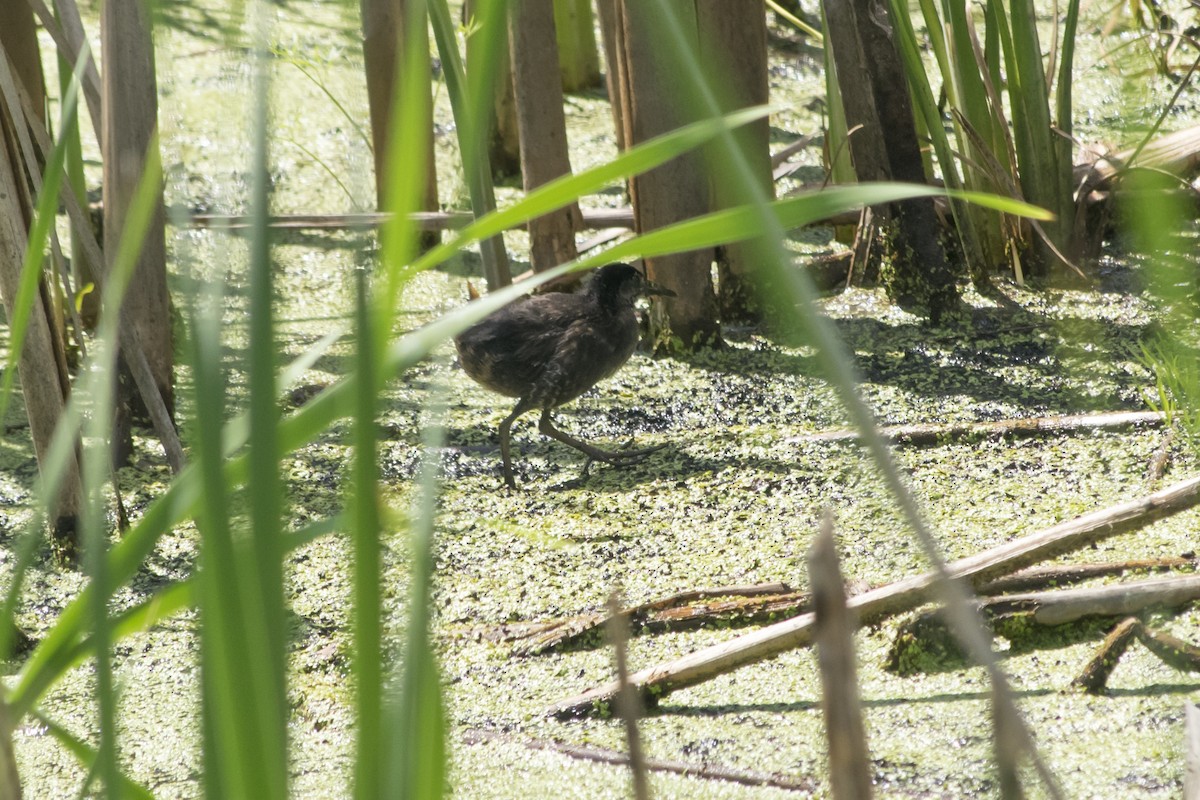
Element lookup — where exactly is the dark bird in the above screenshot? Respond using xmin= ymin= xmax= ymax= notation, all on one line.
xmin=456 ymin=263 xmax=674 ymax=488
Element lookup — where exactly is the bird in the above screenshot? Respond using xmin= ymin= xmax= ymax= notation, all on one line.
xmin=455 ymin=262 xmax=674 ymax=488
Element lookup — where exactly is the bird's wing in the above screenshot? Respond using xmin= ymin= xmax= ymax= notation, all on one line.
xmin=531 ymin=314 xmax=638 ymax=407
xmin=456 ymin=297 xmax=582 ymax=398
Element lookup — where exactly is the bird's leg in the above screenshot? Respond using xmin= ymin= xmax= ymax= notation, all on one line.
xmin=537 ymin=409 xmax=665 ymax=466
xmin=498 ymin=400 xmax=535 ymax=489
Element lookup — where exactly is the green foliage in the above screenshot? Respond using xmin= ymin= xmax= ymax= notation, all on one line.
xmin=880 ymin=0 xmax=1082 ymax=278
xmin=1132 ymin=169 xmax=1200 ymax=455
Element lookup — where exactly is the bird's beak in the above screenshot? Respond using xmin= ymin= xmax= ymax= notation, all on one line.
xmin=642 ymin=278 xmax=676 ymax=298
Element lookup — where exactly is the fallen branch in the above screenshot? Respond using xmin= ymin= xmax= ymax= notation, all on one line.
xmin=577 ymin=227 xmax=627 ymax=254
xmin=549 ymin=473 xmax=1200 ymax=718
xmin=506 ymin=559 xmax=1194 ymax=657
xmin=771 ymin=133 xmax=820 ymax=170
xmin=189 ymin=208 xmax=635 ymax=232
xmin=1070 ymin=617 xmax=1139 ymax=693
xmin=889 ymin=574 xmax=1200 ymax=675
xmin=493 ymin=583 xmax=795 ymax=656
xmin=187 ymin=203 xmax=864 ymax=235
xmin=788 ymin=409 xmax=1163 ymax=447
xmin=461 ymin=728 xmax=818 ymax=793
xmin=771 ymin=133 xmax=821 ymax=181
xmin=1072 ymin=616 xmax=1200 ymax=693
xmin=1076 ymin=124 xmax=1200 ymax=192
xmin=986 ymin=574 xmax=1200 ymax=626
xmin=976 ymin=556 xmax=1197 ymax=595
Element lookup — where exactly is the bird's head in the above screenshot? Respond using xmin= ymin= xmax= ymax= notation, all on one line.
xmin=589 ymin=262 xmax=676 ymax=308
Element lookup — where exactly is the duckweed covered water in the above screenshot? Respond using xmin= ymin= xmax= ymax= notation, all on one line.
xmin=2 ymin=0 xmax=1200 ymax=797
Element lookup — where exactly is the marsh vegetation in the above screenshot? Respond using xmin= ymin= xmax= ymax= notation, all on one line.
xmin=1 ymin=0 xmax=1199 ymax=797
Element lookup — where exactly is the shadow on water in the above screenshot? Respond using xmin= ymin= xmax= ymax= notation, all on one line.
xmin=678 ymin=284 xmax=1158 ymax=417
xmin=154 ymin=0 xmax=361 ymax=45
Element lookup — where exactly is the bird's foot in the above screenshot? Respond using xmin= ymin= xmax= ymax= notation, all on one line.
xmin=500 ymin=468 xmax=519 ymax=490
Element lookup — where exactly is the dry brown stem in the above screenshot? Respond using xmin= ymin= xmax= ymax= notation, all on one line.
xmin=605 ymin=590 xmax=648 ymax=800
xmin=1073 ymin=616 xmax=1200 ymax=693
xmin=496 ymin=583 xmax=795 ymax=656
xmin=1185 ymin=702 xmax=1200 ymax=800
xmin=809 ymin=514 xmax=872 ymax=800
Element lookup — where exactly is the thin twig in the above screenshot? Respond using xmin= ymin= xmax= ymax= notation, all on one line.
xmin=462 ymin=728 xmax=818 ymax=793
xmin=789 ymin=409 xmax=1163 ymax=447
xmin=189 ymin=207 xmax=636 ymax=232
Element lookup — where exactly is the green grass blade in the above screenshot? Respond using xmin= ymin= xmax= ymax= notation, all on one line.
xmin=384 ymin=415 xmax=447 ymax=799
xmin=76 ymin=133 xmax=165 ymax=800
xmin=594 ymin=184 xmax=1052 ymax=264
xmin=820 ymin=6 xmax=855 ymax=185
xmin=208 ymin=7 xmax=290 ymax=795
xmin=190 ymin=265 xmax=257 ymax=799
xmin=884 ymin=0 xmax=989 ymax=268
xmin=359 ymin=6 xmax=439 ymax=788
xmin=409 ymin=104 xmax=774 ymax=275
xmin=885 ymin=0 xmax=961 ymax=192
xmin=373 ymin=0 xmax=435 ymax=351
xmin=461 ymin=0 xmax=510 ymax=160
xmin=351 ymin=269 xmax=383 ymax=799
xmin=1003 ymin=0 xmax=1065 ymax=246
xmin=1055 ymin=0 xmax=1081 ymax=231
xmin=428 ymin=0 xmax=510 ymax=285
